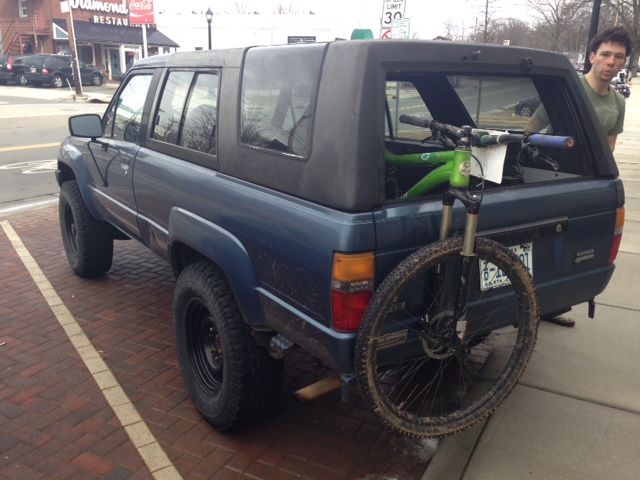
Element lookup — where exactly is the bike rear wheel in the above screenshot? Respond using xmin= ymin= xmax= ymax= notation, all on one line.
xmin=355 ymin=237 xmax=539 ymax=438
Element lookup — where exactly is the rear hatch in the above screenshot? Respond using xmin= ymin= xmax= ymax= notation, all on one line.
xmin=374 ymin=62 xmax=622 ymax=318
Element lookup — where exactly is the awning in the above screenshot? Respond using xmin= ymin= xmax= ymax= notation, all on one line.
xmin=53 ymin=19 xmax=179 ymax=48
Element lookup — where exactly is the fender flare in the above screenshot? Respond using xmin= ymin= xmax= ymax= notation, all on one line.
xmin=168 ymin=207 xmax=264 ymax=327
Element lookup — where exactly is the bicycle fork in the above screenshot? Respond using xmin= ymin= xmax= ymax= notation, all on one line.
xmin=439 ymin=187 xmax=482 ymax=341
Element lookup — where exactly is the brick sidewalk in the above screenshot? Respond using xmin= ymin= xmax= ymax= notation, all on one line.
xmin=0 ymin=206 xmax=436 ymax=480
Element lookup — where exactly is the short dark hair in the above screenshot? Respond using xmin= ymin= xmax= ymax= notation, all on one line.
xmin=589 ymin=25 xmax=633 ymax=56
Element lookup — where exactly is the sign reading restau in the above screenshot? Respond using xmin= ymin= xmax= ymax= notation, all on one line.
xmin=129 ymin=0 xmax=154 ymax=24
xmin=381 ymin=0 xmax=407 ymax=29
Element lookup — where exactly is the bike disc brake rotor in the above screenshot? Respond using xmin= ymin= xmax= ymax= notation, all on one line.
xmin=421 ymin=311 xmax=460 ymax=360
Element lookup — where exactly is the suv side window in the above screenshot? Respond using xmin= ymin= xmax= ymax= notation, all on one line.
xmin=104 ymin=74 xmax=153 ymax=142
xmin=240 ymin=44 xmax=324 ymax=157
xmin=152 ymin=70 xmax=219 ymax=155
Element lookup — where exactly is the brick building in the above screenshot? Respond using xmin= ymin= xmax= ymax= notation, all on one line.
xmin=0 ymin=0 xmax=178 ymax=80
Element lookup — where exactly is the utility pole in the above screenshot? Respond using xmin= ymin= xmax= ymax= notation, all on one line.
xmin=583 ymin=0 xmax=602 ymax=74
xmin=61 ymin=1 xmax=84 ymax=97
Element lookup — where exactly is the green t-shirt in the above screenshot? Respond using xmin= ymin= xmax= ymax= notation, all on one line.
xmin=579 ymin=75 xmax=625 ymax=136
xmin=536 ymin=75 xmax=625 ymax=136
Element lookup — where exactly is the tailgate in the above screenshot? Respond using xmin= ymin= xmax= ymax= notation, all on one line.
xmin=373 ymin=178 xmax=622 ymax=316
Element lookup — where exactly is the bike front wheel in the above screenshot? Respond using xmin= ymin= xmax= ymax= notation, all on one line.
xmin=355 ymin=237 xmax=539 ymax=438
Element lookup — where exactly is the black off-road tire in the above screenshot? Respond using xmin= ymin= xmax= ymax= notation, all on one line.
xmin=59 ymin=181 xmax=114 ymax=277
xmin=355 ymin=237 xmax=539 ymax=438
xmin=174 ymin=262 xmax=284 ymax=431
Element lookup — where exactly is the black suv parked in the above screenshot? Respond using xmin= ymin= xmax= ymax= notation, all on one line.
xmin=0 ymin=54 xmax=31 ymax=85
xmin=22 ymin=54 xmax=103 ymax=88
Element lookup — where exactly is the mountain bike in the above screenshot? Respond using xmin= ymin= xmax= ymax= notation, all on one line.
xmin=355 ymin=115 xmax=574 ymax=438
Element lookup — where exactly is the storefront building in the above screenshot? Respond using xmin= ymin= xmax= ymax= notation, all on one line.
xmin=0 ymin=0 xmax=178 ymax=79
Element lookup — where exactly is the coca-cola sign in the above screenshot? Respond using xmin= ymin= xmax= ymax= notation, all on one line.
xmin=129 ymin=0 xmax=154 ymax=24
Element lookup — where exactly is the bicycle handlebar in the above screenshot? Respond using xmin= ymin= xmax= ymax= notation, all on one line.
xmin=398 ymin=115 xmax=574 ymax=149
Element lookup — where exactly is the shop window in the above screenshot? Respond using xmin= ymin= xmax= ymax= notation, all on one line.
xmin=18 ymin=0 xmax=28 ymax=17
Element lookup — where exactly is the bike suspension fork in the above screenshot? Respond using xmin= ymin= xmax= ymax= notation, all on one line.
xmin=441 ymin=188 xmax=482 ymax=340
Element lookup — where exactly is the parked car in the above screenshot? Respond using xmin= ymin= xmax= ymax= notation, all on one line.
xmin=22 ymin=54 xmax=103 ymax=88
xmin=611 ymin=77 xmax=631 ymax=98
xmin=57 ymin=41 xmax=624 ymax=438
xmin=0 ymin=54 xmax=32 ymax=85
xmin=514 ymin=96 xmax=542 ymax=117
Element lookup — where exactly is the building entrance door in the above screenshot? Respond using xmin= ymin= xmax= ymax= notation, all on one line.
xmin=108 ymin=49 xmax=122 ymax=78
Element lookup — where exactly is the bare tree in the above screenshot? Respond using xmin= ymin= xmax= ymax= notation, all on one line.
xmin=442 ymin=20 xmax=469 ymax=42
xmin=274 ymin=2 xmax=304 ymax=14
xmin=467 ymin=0 xmax=500 ymax=43
xmin=526 ymin=0 xmax=591 ymax=53
xmin=493 ymin=18 xmax=536 ymax=47
xmin=224 ymin=2 xmax=252 ymax=14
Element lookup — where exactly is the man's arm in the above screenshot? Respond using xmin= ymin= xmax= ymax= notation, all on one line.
xmin=608 ymin=135 xmax=617 ymax=152
xmin=523 ymin=113 xmax=549 ymax=133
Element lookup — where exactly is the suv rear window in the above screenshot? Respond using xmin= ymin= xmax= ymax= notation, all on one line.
xmin=239 ymin=44 xmax=325 ymax=158
xmin=384 ymin=74 xmax=588 ymax=200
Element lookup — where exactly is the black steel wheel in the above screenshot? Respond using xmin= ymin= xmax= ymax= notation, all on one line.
xmin=58 ymin=181 xmax=113 ymax=277
xmin=355 ymin=237 xmax=539 ymax=438
xmin=174 ymin=262 xmax=283 ymax=431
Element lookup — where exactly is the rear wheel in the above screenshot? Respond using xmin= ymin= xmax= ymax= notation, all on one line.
xmin=355 ymin=237 xmax=539 ymax=438
xmin=16 ymin=73 xmax=27 ymax=86
xmin=52 ymin=74 xmax=64 ymax=88
xmin=174 ymin=262 xmax=283 ymax=431
xmin=59 ymin=181 xmax=113 ymax=277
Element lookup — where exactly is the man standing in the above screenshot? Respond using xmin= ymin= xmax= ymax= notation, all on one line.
xmin=525 ymin=26 xmax=633 ymax=328
xmin=526 ymin=25 xmax=633 ymax=153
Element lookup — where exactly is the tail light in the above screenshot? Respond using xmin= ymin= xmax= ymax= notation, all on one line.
xmin=607 ymin=207 xmax=625 ymax=265
xmin=42 ymin=67 xmax=49 ymax=75
xmin=7 ymin=58 xmax=12 ymax=71
xmin=331 ymin=252 xmax=374 ymax=333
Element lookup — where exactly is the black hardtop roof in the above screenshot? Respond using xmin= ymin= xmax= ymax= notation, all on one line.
xmin=132 ymin=39 xmax=572 ymax=73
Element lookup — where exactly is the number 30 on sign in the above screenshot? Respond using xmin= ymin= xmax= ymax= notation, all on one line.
xmin=381 ymin=0 xmax=407 ymax=28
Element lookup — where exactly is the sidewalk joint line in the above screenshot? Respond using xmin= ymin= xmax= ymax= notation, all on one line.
xmin=1 ymin=219 xmax=183 ymax=480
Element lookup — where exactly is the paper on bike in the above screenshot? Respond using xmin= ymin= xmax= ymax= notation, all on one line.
xmin=471 ymin=131 xmax=508 ymax=184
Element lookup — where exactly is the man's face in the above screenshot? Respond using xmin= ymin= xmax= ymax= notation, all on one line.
xmin=589 ymin=41 xmax=627 ymax=82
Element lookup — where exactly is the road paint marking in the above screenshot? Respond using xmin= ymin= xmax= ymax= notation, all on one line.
xmin=0 ymin=220 xmax=183 ymax=480
xmin=0 ymin=159 xmax=57 ymax=173
xmin=0 ymin=143 xmax=60 ymax=152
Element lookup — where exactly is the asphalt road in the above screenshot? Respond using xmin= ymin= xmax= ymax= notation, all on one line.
xmin=0 ymin=84 xmax=111 ymax=205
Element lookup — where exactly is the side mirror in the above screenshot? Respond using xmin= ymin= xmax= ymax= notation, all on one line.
xmin=69 ymin=114 xmax=103 ymax=139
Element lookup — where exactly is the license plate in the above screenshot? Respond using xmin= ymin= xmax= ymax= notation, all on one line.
xmin=30 ymin=67 xmax=36 ymax=73
xmin=480 ymin=243 xmax=533 ymax=291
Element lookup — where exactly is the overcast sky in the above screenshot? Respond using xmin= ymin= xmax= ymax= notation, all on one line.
xmin=154 ymin=0 xmax=532 ymax=39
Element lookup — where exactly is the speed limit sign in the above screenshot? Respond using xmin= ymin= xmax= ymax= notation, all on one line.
xmin=381 ymin=0 xmax=407 ymax=28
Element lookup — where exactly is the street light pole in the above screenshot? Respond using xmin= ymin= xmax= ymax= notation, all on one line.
xmin=206 ymin=8 xmax=213 ymax=50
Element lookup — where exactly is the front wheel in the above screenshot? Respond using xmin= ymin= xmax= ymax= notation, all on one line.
xmin=59 ymin=181 xmax=114 ymax=277
xmin=90 ymin=73 xmax=103 ymax=86
xmin=355 ymin=237 xmax=539 ymax=438
xmin=174 ymin=262 xmax=283 ymax=431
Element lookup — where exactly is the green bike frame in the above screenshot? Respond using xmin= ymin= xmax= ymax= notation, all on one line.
xmin=385 ymin=148 xmax=472 ymax=198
